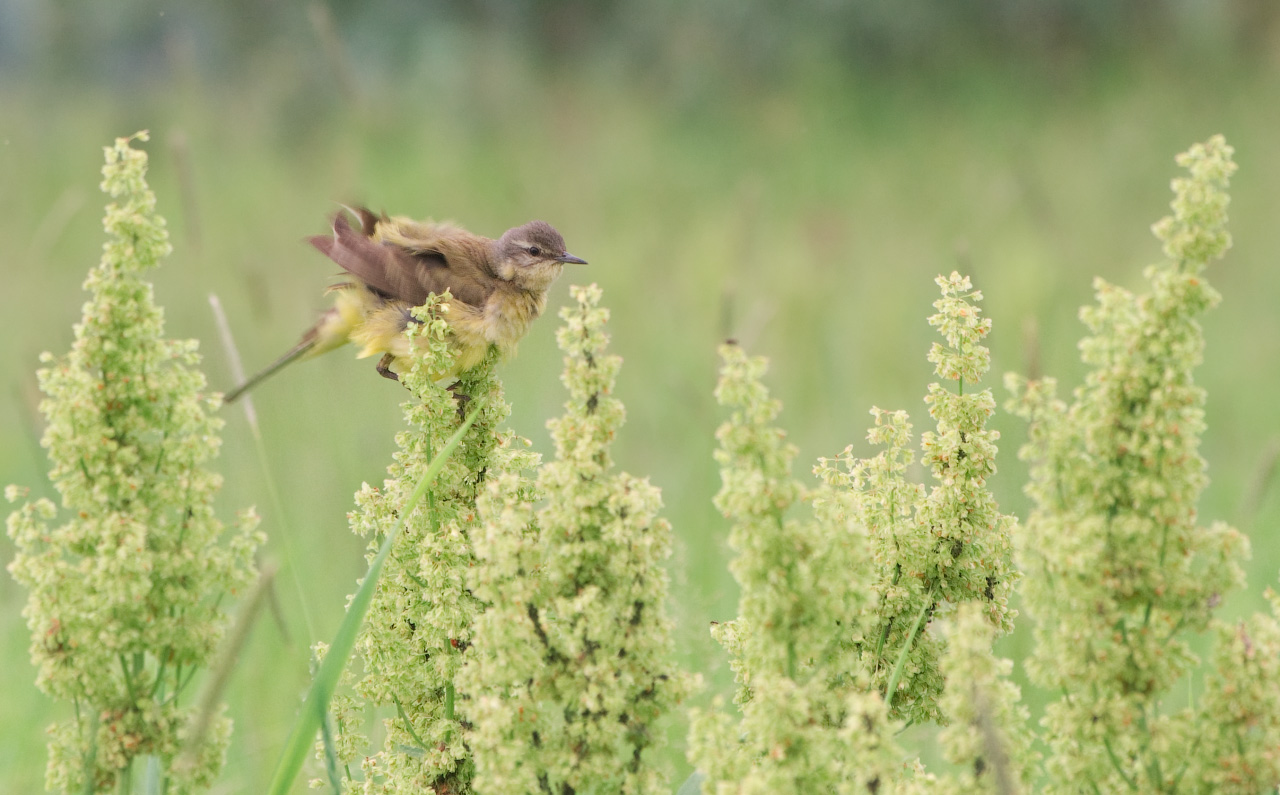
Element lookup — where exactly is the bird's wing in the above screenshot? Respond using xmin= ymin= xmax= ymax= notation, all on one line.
xmin=309 ymin=210 xmax=494 ymax=309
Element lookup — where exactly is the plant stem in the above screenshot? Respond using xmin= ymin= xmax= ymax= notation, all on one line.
xmin=80 ymin=708 xmax=98 ymax=795
xmin=119 ymin=654 xmax=138 ymax=704
xmin=392 ymin=693 xmax=428 ymax=750
xmin=1103 ymin=736 xmax=1139 ymax=791
xmin=1136 ymin=710 xmax=1164 ymax=789
xmin=250 ymin=425 xmax=318 ymax=643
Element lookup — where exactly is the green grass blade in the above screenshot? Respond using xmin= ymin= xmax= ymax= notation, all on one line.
xmin=884 ymin=596 xmax=931 ymax=710
xmin=267 ymin=400 xmax=483 ymax=795
xmin=210 ymin=293 xmax=318 ymax=643
xmin=675 ymin=770 xmax=706 ymax=795
xmin=141 ymin=755 xmax=161 ymax=795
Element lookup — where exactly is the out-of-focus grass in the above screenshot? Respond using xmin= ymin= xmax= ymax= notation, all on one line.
xmin=3 ymin=54 xmax=1280 ymax=791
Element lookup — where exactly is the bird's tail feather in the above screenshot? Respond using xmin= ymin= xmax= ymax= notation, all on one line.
xmin=223 ymin=337 xmax=317 ymax=404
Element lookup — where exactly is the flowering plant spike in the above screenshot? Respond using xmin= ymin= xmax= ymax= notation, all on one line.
xmin=690 ymin=343 xmax=908 ymax=792
xmin=818 ymin=272 xmax=1018 ymax=724
xmin=321 ymin=295 xmax=529 ymax=793
xmin=461 ymin=283 xmax=690 ymax=794
xmin=6 ymin=132 xmax=261 ymax=794
xmin=1007 ymin=135 xmax=1280 ymax=791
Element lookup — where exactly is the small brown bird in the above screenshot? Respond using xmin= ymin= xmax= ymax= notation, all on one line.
xmin=224 ymin=207 xmax=586 ymax=402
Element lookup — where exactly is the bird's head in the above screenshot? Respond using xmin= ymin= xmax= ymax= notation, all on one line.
xmin=494 ymin=221 xmax=587 ymax=291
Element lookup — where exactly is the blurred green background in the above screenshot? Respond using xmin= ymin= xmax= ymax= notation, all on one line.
xmin=4 ymin=1 xmax=1280 ymax=791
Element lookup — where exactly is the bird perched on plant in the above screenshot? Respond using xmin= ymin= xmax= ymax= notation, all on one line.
xmin=223 ymin=207 xmax=586 ymax=402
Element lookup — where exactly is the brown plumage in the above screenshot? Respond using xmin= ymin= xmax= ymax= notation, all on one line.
xmin=223 ymin=207 xmax=586 ymax=402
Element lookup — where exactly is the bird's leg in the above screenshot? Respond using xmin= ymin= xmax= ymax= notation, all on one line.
xmin=376 ymin=354 xmax=399 ymax=381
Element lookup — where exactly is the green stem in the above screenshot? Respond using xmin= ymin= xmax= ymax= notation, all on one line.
xmin=317 ymin=715 xmax=341 ymax=792
xmin=150 ymin=404 xmax=174 ymax=476
xmin=168 ymin=664 xmax=199 ymax=707
xmin=80 ymin=708 xmax=98 ymax=795
xmin=425 ymin=438 xmax=439 ymax=535
xmin=783 ymin=543 xmax=797 ymax=680
xmin=763 ymin=496 xmax=796 ymax=681
xmin=1103 ymin=736 xmax=1139 ymax=791
xmin=1144 ymin=523 xmax=1173 ymax=631
xmin=119 ymin=654 xmax=138 ymax=704
xmin=392 ymin=693 xmax=428 ymax=750
xmin=1136 ymin=710 xmax=1164 ymax=789
xmin=150 ymin=651 xmax=169 ymax=699
xmin=1169 ymin=733 xmax=1202 ymax=792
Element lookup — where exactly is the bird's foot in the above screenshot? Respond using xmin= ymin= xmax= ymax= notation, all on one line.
xmin=376 ymin=354 xmax=400 ymax=381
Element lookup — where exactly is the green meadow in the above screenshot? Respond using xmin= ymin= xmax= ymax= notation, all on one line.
xmin=4 ymin=34 xmax=1280 ymax=791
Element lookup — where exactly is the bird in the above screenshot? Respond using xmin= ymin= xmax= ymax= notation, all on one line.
xmin=222 ymin=207 xmax=586 ymax=403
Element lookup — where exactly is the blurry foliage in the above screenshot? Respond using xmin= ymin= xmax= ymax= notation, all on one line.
xmin=8 ymin=0 xmax=1280 ymax=89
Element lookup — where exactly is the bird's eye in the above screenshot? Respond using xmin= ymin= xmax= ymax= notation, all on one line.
xmin=526 ymin=246 xmax=542 ymax=256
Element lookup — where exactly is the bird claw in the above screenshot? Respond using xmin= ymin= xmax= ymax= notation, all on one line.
xmin=376 ymin=354 xmax=399 ymax=381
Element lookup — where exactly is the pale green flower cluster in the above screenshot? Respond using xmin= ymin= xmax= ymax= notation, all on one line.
xmin=819 ymin=273 xmax=1018 ymax=725
xmin=688 ymin=344 xmax=903 ymax=794
xmin=322 ymin=285 xmax=688 ymax=793
xmin=326 ymin=295 xmax=537 ymax=793
xmin=6 ymin=132 xmax=261 ymax=794
xmin=1006 ymin=135 xmax=1280 ymax=791
xmin=927 ymin=604 xmax=1036 ymax=794
xmin=690 ymin=272 xmax=1020 ymax=792
xmin=711 ymin=345 xmax=865 ymax=690
xmin=460 ymin=283 xmax=690 ymax=794
xmin=1183 ymin=591 xmax=1280 ymax=791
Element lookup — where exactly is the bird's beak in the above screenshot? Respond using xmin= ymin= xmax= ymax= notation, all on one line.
xmin=556 ymin=253 xmax=588 ymax=265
